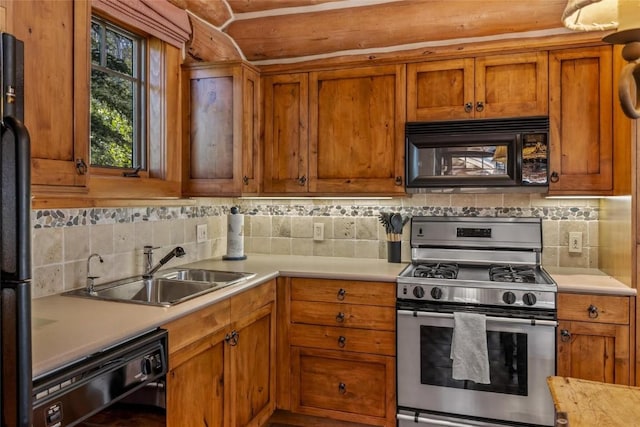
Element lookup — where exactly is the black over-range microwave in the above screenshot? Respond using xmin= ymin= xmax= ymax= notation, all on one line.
xmin=405 ymin=116 xmax=549 ymax=191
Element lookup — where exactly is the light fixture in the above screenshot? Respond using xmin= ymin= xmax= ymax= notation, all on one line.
xmin=562 ymin=0 xmax=640 ymax=118
xmin=562 ymin=0 xmax=618 ymax=31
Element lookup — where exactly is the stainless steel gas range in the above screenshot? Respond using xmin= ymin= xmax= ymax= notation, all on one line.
xmin=396 ymin=216 xmax=557 ymax=427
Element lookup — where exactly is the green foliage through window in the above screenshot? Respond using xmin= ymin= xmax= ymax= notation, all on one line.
xmin=90 ymin=17 xmax=145 ymax=169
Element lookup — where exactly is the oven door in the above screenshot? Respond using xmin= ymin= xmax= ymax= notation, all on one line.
xmin=397 ymin=309 xmax=556 ymax=426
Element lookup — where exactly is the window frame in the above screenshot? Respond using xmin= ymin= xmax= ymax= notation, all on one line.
xmin=86 ymin=10 xmax=182 ymax=199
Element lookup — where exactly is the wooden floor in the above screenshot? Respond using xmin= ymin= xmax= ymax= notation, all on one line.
xmin=76 ymin=407 xmax=372 ymax=427
xmin=262 ymin=410 xmax=376 ymax=427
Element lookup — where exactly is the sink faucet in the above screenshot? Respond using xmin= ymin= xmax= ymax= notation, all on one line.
xmin=143 ymin=245 xmax=186 ymax=279
xmin=86 ymin=253 xmax=104 ymax=294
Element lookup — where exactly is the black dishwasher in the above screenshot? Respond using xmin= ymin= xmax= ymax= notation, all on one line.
xmin=32 ymin=328 xmax=168 ymax=427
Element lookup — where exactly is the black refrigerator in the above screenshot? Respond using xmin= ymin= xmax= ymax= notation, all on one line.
xmin=0 ymin=32 xmax=32 ymax=427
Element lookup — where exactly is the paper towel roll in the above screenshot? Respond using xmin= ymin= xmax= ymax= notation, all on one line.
xmin=223 ymin=208 xmax=246 ymax=260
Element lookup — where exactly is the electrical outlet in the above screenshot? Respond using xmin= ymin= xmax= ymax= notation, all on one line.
xmin=196 ymin=224 xmax=208 ymax=243
xmin=569 ymin=231 xmax=582 ymax=253
xmin=313 ymin=223 xmax=324 ymax=241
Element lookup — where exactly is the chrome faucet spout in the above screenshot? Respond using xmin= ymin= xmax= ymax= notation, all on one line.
xmin=86 ymin=253 xmax=104 ymax=294
xmin=143 ymin=246 xmax=186 ymax=279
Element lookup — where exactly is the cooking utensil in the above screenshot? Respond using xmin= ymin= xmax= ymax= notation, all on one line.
xmin=390 ymin=213 xmax=403 ymax=234
xmin=379 ymin=212 xmax=391 ymax=233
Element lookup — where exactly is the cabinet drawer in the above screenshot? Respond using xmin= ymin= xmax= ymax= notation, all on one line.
xmin=291 ymin=278 xmax=395 ymax=306
xmin=558 ymin=293 xmax=629 ymax=324
xmin=290 ymin=324 xmax=395 ymax=356
xmin=291 ymin=300 xmax=395 ymax=331
xmin=292 ymin=348 xmax=391 ymax=419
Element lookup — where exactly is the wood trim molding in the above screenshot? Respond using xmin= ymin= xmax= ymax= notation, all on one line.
xmin=92 ymin=0 xmax=190 ymax=48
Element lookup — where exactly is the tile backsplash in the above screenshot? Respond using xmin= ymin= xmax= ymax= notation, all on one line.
xmin=31 ymin=193 xmax=599 ymax=298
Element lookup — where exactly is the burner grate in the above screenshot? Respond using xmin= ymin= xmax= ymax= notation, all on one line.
xmin=489 ymin=265 xmax=536 ymax=283
xmin=413 ymin=263 xmax=459 ymax=279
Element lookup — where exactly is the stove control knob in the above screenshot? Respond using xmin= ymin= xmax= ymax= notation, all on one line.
xmin=523 ymin=293 xmax=537 ymax=306
xmin=430 ymin=287 xmax=443 ymax=300
xmin=413 ymin=286 xmax=425 ymax=299
xmin=502 ymin=291 xmax=516 ymax=305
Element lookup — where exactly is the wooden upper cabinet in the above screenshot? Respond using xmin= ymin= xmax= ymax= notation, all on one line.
xmin=262 ymin=73 xmax=310 ymax=193
xmin=407 ymin=58 xmax=473 ymax=120
xmin=407 ymin=52 xmax=548 ymax=121
xmin=182 ymin=61 xmax=260 ymax=196
xmin=11 ymin=0 xmax=89 ymax=190
xmin=263 ymin=65 xmax=405 ymax=195
xmin=548 ymin=46 xmax=614 ymax=195
xmin=309 ymin=65 xmax=406 ymax=194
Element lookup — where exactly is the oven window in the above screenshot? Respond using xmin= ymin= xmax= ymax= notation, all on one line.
xmin=420 ymin=325 xmax=528 ymax=396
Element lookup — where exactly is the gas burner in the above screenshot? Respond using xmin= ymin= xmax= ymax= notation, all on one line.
xmin=489 ymin=265 xmax=536 ymax=283
xmin=413 ymin=263 xmax=458 ymax=279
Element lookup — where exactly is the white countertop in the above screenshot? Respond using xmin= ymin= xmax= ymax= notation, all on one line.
xmin=31 ymin=254 xmax=406 ymax=378
xmin=31 ymin=255 xmax=636 ymax=379
xmin=546 ymin=267 xmax=636 ymax=296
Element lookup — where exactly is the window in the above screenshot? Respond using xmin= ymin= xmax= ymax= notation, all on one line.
xmin=90 ymin=16 xmax=146 ymax=170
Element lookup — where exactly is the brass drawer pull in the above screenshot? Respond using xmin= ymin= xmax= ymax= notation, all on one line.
xmin=338 ymin=382 xmax=347 ymax=394
xmin=337 ymin=288 xmax=346 ymax=301
xmin=336 ymin=312 xmax=345 ymax=323
xmin=338 ymin=336 xmax=346 ymax=348
xmin=588 ymin=304 xmax=599 ymax=319
xmin=560 ymin=329 xmax=571 ymax=342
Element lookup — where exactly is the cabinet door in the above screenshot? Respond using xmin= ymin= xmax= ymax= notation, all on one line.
xmin=407 ymin=58 xmax=474 ymax=121
xmin=549 ymin=46 xmax=613 ymax=194
xmin=475 ymin=51 xmax=548 ymax=118
xmin=166 ymin=338 xmax=225 ymax=427
xmin=241 ymin=66 xmax=260 ymax=194
xmin=557 ymin=320 xmax=630 ymax=385
xmin=183 ymin=64 xmax=243 ymax=195
xmin=309 ymin=65 xmax=406 ymax=194
xmin=262 ymin=73 xmax=309 ymax=193
xmin=12 ymin=0 xmax=89 ymax=189
xmin=228 ymin=302 xmax=275 ymax=427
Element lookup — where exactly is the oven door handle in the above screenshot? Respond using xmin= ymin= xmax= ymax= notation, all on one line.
xmin=397 ymin=309 xmax=558 ymax=327
xmin=398 ymin=413 xmax=481 ymax=426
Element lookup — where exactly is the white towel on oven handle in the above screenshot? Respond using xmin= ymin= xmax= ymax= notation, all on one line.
xmin=450 ymin=312 xmax=490 ymax=384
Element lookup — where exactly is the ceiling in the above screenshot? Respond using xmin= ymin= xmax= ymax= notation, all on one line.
xmin=166 ymin=0 xmax=589 ymax=65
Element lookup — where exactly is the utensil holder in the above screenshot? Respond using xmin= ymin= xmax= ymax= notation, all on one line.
xmin=387 ymin=241 xmax=401 ymax=263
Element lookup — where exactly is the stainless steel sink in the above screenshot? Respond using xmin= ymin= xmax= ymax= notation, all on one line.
xmin=63 ymin=268 xmax=256 ymax=307
xmin=160 ymin=268 xmax=254 ymax=284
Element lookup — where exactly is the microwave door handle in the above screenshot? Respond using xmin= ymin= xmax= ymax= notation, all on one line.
xmin=397 ymin=413 xmax=477 ymax=426
xmin=397 ymin=310 xmax=557 ymax=327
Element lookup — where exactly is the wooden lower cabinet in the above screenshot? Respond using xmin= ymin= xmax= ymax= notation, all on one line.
xmin=291 ymin=347 xmax=395 ymax=426
xmin=167 ymin=336 xmax=225 ymax=427
xmin=278 ymin=277 xmax=396 ymax=427
xmin=164 ymin=280 xmax=276 ymax=427
xmin=557 ymin=292 xmax=634 ymax=385
xmin=229 ymin=303 xmax=275 ymax=427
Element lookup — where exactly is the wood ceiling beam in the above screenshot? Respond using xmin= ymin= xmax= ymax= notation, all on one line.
xmin=225 ymin=0 xmax=569 ymax=61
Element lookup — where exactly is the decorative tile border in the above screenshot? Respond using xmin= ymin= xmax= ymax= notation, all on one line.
xmin=32 ymin=204 xmax=598 ymax=229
